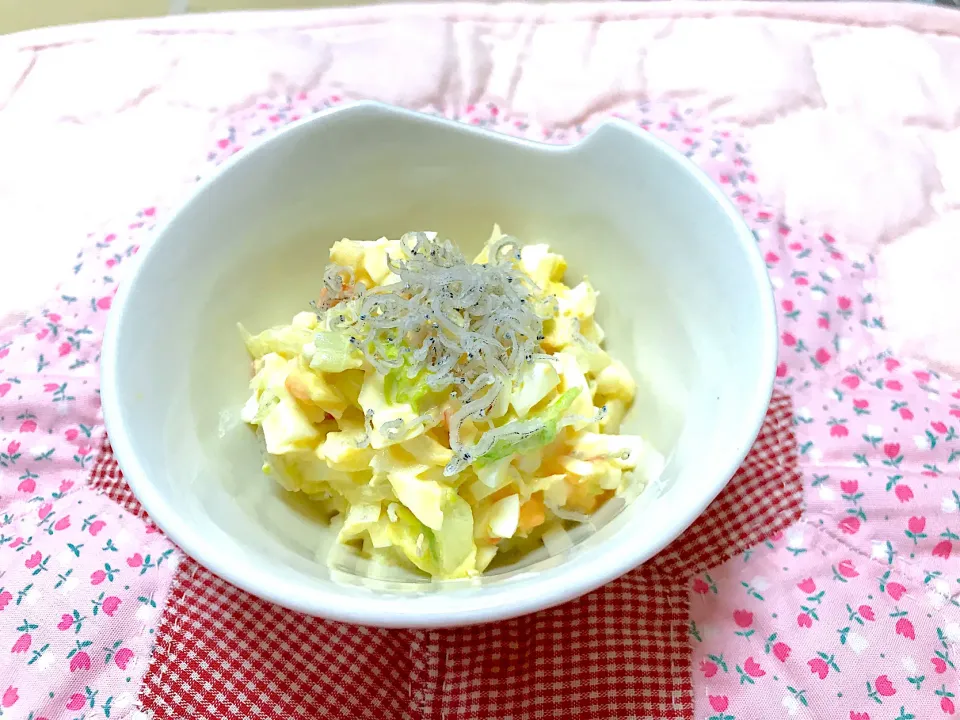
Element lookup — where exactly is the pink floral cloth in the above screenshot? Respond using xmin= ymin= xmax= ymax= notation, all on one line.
xmin=0 ymin=93 xmax=957 ymax=719
xmin=0 ymin=217 xmax=178 ymax=718
xmin=689 ymin=204 xmax=960 ymax=718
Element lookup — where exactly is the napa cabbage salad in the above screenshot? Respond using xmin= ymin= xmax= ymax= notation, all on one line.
xmin=240 ymin=227 xmax=663 ymax=579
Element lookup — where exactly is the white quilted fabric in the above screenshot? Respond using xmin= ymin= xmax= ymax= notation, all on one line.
xmin=0 ymin=2 xmax=957 ymax=374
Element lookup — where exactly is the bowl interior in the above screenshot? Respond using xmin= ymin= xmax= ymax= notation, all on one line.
xmin=104 ymin=104 xmax=774 ymax=625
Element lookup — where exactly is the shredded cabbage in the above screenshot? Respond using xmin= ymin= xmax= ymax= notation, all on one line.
xmin=310 ymin=331 xmax=364 ymax=373
xmin=472 ymin=387 xmax=581 ymax=469
xmin=323 ymin=232 xmax=555 ymax=463
xmin=240 ymin=323 xmax=313 ymax=359
xmin=239 ymin=227 xmax=661 ymax=580
xmin=384 ymin=359 xmax=447 ymax=412
xmin=387 ymin=494 xmax=476 ymax=577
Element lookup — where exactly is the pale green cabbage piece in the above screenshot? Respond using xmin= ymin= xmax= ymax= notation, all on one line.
xmin=240 ymin=323 xmax=314 ymax=359
xmin=310 ymin=331 xmax=364 ymax=373
xmin=387 ymin=492 xmax=476 ymax=578
xmin=474 ymin=387 xmax=581 ymax=469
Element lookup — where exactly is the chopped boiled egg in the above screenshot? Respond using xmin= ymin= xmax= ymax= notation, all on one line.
xmin=317 ymin=428 xmax=375 ymax=472
xmin=600 ymin=398 xmax=627 ymax=434
xmin=557 ymin=280 xmax=597 ymax=320
xmin=388 ymin=473 xmax=444 ymax=531
xmin=338 ymin=503 xmax=382 ymax=541
xmin=511 ymin=360 xmax=560 ymax=419
xmin=241 ymin=226 xmax=654 ymax=579
xmin=596 ymin=359 xmax=636 ymax=404
xmin=372 ymin=450 xmax=444 ymax=530
xmin=402 ymin=433 xmax=454 ymax=467
xmin=291 ymin=311 xmax=319 ymax=329
xmin=487 ymin=493 xmax=520 ymax=539
xmin=476 ymin=456 xmax=512 ymax=489
xmin=570 ymin=432 xmax=664 ymax=482
xmin=329 ymin=239 xmax=372 ymax=286
xmin=285 ymin=364 xmax=348 ymax=418
xmin=555 ymin=352 xmax=596 ymax=424
xmin=362 ymin=238 xmax=404 ymax=285
xmin=519 ymin=244 xmax=566 ymax=288
xmin=358 ymin=370 xmax=426 ymax=449
xmin=261 ymin=398 xmax=321 ymax=455
xmin=475 ymin=545 xmax=498 ymax=572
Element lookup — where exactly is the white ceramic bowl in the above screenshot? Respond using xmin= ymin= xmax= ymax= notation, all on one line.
xmin=101 ymin=102 xmax=776 ymax=628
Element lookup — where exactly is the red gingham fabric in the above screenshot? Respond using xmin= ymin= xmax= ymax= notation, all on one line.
xmin=89 ymin=444 xmax=149 ymax=520
xmin=86 ymin=392 xmax=800 ymax=719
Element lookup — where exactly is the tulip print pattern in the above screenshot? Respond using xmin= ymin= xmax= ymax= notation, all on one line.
xmin=689 ymin=187 xmax=960 ymax=718
xmin=0 ymin=201 xmax=177 ymax=717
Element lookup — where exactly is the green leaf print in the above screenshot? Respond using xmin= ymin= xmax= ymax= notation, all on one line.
xmin=846 ymin=604 xmax=865 ymax=626
xmin=27 ymin=643 xmax=49 ymax=666
xmin=54 ymin=569 xmax=73 ymax=589
xmin=734 ymin=664 xmax=755 ymax=685
xmin=786 ymin=687 xmax=809 ymax=708
xmin=740 ymin=580 xmax=764 ymax=601
xmin=707 ymin=654 xmax=729 ymax=672
xmin=763 ymin=633 xmax=778 ymax=654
